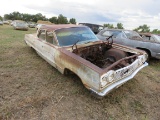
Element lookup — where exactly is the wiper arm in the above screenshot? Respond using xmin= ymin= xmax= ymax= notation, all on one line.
xmin=106 ymin=34 xmax=114 ymax=40
xmin=72 ymin=39 xmax=80 ymax=53
xmin=106 ymin=34 xmax=114 ymax=46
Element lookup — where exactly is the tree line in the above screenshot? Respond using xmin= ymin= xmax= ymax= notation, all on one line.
xmin=0 ymin=11 xmax=160 ymax=34
xmin=2 ymin=12 xmax=76 ymax=24
xmin=103 ymin=23 xmax=160 ymax=34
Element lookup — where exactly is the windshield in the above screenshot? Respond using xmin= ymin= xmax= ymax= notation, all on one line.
xmin=102 ymin=30 xmax=122 ymax=38
xmin=124 ymin=30 xmax=142 ymax=40
xmin=153 ymin=34 xmax=160 ymax=42
xmin=55 ymin=27 xmax=99 ymax=46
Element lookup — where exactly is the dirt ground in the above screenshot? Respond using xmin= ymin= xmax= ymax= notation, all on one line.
xmin=0 ymin=25 xmax=160 ymax=120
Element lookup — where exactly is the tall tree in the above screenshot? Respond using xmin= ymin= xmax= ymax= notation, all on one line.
xmin=0 ymin=16 xmax=2 ymax=20
xmin=69 ymin=18 xmax=76 ymax=24
xmin=4 ymin=14 xmax=11 ymax=20
xmin=22 ymin=13 xmax=33 ymax=22
xmin=117 ymin=23 xmax=124 ymax=29
xmin=57 ymin=14 xmax=68 ymax=24
xmin=3 ymin=12 xmax=77 ymax=24
xmin=152 ymin=29 xmax=160 ymax=34
xmin=103 ymin=23 xmax=114 ymax=29
xmin=134 ymin=24 xmax=150 ymax=33
xmin=49 ymin=17 xmax=58 ymax=24
xmin=32 ymin=13 xmax=48 ymax=22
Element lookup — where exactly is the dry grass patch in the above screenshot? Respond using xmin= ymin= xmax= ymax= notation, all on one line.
xmin=0 ymin=25 xmax=160 ymax=120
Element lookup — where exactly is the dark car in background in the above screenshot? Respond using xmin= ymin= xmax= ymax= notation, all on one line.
xmin=13 ymin=21 xmax=28 ymax=31
xmin=97 ymin=29 xmax=160 ymax=60
xmin=79 ymin=23 xmax=103 ymax=34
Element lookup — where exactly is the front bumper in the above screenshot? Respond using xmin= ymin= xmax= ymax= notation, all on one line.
xmin=90 ymin=62 xmax=148 ymax=97
xmin=15 ymin=27 xmax=28 ymax=30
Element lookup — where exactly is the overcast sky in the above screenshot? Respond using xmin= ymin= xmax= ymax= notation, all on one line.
xmin=1 ymin=0 xmax=160 ymax=30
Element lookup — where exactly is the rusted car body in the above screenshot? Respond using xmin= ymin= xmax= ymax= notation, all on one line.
xmin=97 ymin=29 xmax=160 ymax=60
xmin=24 ymin=24 xmax=148 ymax=97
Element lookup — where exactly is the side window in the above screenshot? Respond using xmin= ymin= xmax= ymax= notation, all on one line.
xmin=150 ymin=36 xmax=155 ymax=41
xmin=102 ymin=31 xmax=122 ymax=38
xmin=46 ymin=31 xmax=57 ymax=45
xmin=120 ymin=33 xmax=126 ymax=38
xmin=38 ymin=30 xmax=45 ymax=40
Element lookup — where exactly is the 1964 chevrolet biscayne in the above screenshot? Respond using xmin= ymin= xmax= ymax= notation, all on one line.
xmin=24 ymin=24 xmax=148 ymax=98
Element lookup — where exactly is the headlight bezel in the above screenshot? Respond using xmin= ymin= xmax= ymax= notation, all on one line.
xmin=100 ymin=70 xmax=115 ymax=88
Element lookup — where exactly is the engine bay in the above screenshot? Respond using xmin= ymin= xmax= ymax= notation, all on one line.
xmin=72 ymin=42 xmax=138 ymax=70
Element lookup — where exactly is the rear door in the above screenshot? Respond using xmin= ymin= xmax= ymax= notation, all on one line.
xmin=36 ymin=29 xmax=57 ymax=67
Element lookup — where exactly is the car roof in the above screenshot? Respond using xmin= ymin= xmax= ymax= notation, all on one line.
xmin=139 ymin=33 xmax=152 ymax=37
xmin=104 ymin=28 xmax=132 ymax=31
xmin=40 ymin=24 xmax=86 ymax=31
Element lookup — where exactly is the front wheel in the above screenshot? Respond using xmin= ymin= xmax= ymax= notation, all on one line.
xmin=144 ymin=50 xmax=151 ymax=62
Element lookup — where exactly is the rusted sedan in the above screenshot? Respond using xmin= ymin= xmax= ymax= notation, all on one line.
xmin=24 ymin=24 xmax=148 ymax=98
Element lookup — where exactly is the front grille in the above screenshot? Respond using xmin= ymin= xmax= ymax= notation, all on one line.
xmin=114 ymin=59 xmax=140 ymax=81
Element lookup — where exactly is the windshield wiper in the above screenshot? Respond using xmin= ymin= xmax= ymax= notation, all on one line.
xmin=106 ymin=34 xmax=114 ymax=46
xmin=72 ymin=39 xmax=80 ymax=53
xmin=106 ymin=34 xmax=114 ymax=40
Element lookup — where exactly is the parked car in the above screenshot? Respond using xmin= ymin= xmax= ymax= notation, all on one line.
xmin=28 ymin=22 xmax=36 ymax=28
xmin=24 ymin=24 xmax=148 ymax=98
xmin=139 ymin=33 xmax=160 ymax=43
xmin=10 ymin=21 xmax=15 ymax=26
xmin=3 ymin=21 xmax=10 ymax=25
xmin=0 ymin=20 xmax=3 ymax=25
xmin=36 ymin=24 xmax=45 ymax=30
xmin=13 ymin=21 xmax=28 ymax=31
xmin=79 ymin=23 xmax=103 ymax=34
xmin=97 ymin=29 xmax=160 ymax=60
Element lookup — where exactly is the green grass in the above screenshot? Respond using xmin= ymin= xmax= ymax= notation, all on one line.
xmin=0 ymin=25 xmax=160 ymax=120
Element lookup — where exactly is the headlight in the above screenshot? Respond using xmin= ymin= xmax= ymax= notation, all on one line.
xmin=107 ymin=71 xmax=114 ymax=82
xmin=100 ymin=70 xmax=115 ymax=88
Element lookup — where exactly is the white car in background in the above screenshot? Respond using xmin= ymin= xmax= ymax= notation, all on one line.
xmin=36 ymin=24 xmax=45 ymax=30
xmin=0 ymin=20 xmax=3 ymax=25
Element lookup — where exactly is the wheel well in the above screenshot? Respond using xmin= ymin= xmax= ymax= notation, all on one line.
xmin=64 ymin=68 xmax=74 ymax=75
xmin=136 ymin=47 xmax=151 ymax=57
xmin=64 ymin=68 xmax=82 ymax=79
xmin=64 ymin=68 xmax=87 ymax=85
